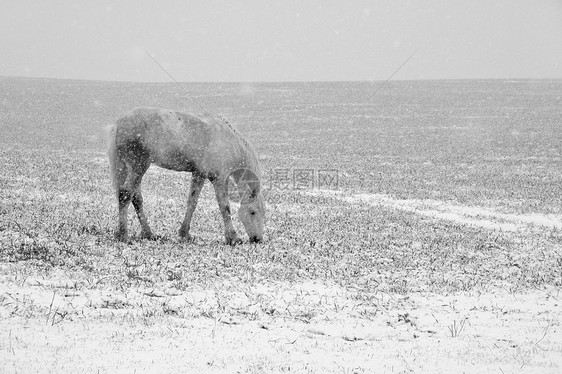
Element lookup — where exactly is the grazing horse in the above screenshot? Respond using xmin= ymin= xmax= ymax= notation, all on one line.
xmin=107 ymin=107 xmax=266 ymax=245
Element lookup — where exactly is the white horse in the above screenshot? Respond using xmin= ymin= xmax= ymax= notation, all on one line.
xmin=108 ymin=107 xmax=266 ymax=245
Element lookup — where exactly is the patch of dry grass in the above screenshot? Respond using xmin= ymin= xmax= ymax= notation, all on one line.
xmin=1 ymin=77 xmax=561 ymax=301
xmin=1 ymin=77 xmax=561 ymax=372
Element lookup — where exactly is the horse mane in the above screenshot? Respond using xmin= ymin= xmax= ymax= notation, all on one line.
xmin=217 ymin=114 xmax=243 ymax=139
xmin=215 ymin=114 xmax=261 ymax=177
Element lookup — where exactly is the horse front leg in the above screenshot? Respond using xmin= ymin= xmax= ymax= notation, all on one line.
xmin=179 ymin=172 xmax=205 ymax=241
xmin=211 ymin=178 xmax=242 ymax=246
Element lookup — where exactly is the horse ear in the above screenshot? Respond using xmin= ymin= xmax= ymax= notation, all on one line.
xmin=249 ymin=187 xmax=258 ymax=199
xmin=238 ymin=182 xmax=258 ymax=204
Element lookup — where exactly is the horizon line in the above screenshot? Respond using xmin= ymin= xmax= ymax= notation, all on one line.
xmin=2 ymin=74 xmax=562 ymax=85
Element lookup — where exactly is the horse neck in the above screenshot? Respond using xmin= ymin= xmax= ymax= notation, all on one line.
xmin=227 ymin=136 xmax=261 ymax=196
xmin=226 ymin=128 xmax=260 ymax=177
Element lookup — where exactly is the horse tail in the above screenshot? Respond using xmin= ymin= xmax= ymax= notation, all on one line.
xmin=107 ymin=123 xmax=125 ymax=191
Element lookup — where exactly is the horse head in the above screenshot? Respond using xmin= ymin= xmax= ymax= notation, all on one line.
xmin=229 ymin=168 xmax=266 ymax=243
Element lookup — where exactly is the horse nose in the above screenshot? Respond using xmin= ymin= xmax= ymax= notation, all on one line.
xmin=250 ymin=236 xmax=262 ymax=244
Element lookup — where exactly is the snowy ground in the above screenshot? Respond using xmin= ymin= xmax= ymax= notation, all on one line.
xmin=309 ymin=190 xmax=562 ymax=232
xmin=1 ymin=267 xmax=561 ymax=373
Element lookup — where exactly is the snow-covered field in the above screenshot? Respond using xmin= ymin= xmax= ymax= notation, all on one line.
xmin=1 ymin=77 xmax=561 ymax=372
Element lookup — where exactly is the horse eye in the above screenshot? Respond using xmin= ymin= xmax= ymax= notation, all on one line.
xmin=250 ymin=211 xmax=256 ymax=216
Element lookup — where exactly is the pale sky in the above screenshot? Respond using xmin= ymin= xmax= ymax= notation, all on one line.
xmin=1 ymin=0 xmax=561 ymax=82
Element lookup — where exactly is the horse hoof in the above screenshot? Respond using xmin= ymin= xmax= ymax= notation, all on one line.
xmin=141 ymin=231 xmax=155 ymax=240
xmin=226 ymin=237 xmax=243 ymax=246
xmin=114 ymin=231 xmax=129 ymax=242
xmin=179 ymin=234 xmax=194 ymax=243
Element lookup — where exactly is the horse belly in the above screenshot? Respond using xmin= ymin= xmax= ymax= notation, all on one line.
xmin=151 ymin=146 xmax=199 ymax=172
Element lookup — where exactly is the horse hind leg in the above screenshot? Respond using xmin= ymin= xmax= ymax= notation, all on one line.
xmin=128 ymin=160 xmax=153 ymax=240
xmin=116 ymin=182 xmax=131 ymax=242
xmin=132 ymin=189 xmax=154 ymax=240
xmin=117 ymin=161 xmax=152 ymax=241
xmin=113 ymin=159 xmax=131 ymax=242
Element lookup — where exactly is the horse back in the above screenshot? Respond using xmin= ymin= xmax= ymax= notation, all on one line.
xmin=115 ymin=107 xmax=242 ymax=175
